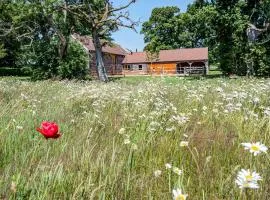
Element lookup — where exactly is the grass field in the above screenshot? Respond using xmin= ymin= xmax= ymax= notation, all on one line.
xmin=0 ymin=76 xmax=270 ymax=199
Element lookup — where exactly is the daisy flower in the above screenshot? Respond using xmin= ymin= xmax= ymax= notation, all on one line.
xmin=241 ymin=142 xmax=268 ymax=156
xmin=180 ymin=141 xmax=189 ymax=147
xmin=124 ymin=139 xmax=131 ymax=144
xmin=172 ymin=188 xmax=188 ymax=200
xmin=235 ymin=169 xmax=262 ymax=189
xmin=173 ymin=167 xmax=182 ymax=175
xmin=165 ymin=163 xmax=172 ymax=169
xmin=154 ymin=170 xmax=162 ymax=177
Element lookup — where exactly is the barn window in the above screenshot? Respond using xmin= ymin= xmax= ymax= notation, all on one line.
xmin=128 ymin=65 xmax=131 ymax=70
xmin=138 ymin=65 xmax=143 ymax=70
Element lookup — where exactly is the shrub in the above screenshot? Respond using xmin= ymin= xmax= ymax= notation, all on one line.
xmin=17 ymin=38 xmax=59 ymax=80
xmin=18 ymin=37 xmax=89 ymax=80
xmin=0 ymin=67 xmax=28 ymax=76
xmin=58 ymin=40 xmax=89 ymax=80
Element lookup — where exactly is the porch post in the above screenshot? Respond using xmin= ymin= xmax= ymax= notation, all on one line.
xmin=189 ymin=62 xmax=192 ymax=75
xmin=205 ymin=61 xmax=209 ymax=75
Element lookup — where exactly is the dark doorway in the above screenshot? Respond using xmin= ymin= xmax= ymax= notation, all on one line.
xmin=191 ymin=62 xmax=206 ymax=74
xmin=176 ymin=62 xmax=189 ymax=74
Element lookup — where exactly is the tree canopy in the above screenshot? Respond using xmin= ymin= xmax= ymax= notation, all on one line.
xmin=0 ymin=0 xmax=137 ymax=81
xmin=141 ymin=0 xmax=270 ymax=76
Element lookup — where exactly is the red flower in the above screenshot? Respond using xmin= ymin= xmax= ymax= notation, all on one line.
xmin=36 ymin=121 xmax=61 ymax=139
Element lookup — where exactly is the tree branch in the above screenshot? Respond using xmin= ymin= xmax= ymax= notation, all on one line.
xmin=108 ymin=0 xmax=136 ymax=14
xmin=248 ymin=23 xmax=270 ymax=32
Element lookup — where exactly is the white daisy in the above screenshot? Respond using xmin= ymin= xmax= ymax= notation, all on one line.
xmin=119 ymin=128 xmax=126 ymax=134
xmin=172 ymin=188 xmax=188 ymax=200
xmin=180 ymin=141 xmax=189 ymax=147
xmin=165 ymin=163 xmax=172 ymax=169
xmin=124 ymin=139 xmax=131 ymax=144
xmin=173 ymin=167 xmax=182 ymax=175
xmin=235 ymin=169 xmax=262 ymax=189
xmin=241 ymin=142 xmax=268 ymax=156
xmin=154 ymin=170 xmax=162 ymax=177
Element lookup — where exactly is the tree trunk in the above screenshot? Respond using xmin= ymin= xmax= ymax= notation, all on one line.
xmin=92 ymin=29 xmax=109 ymax=82
xmin=58 ymin=33 xmax=68 ymax=60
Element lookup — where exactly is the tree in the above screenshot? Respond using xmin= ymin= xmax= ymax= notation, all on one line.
xmin=141 ymin=6 xmax=180 ymax=52
xmin=62 ymin=0 xmax=138 ymax=82
xmin=0 ymin=0 xmax=90 ymax=79
xmin=141 ymin=5 xmax=217 ymax=62
xmin=141 ymin=0 xmax=270 ymax=76
xmin=146 ymin=50 xmax=159 ymax=75
xmin=0 ymin=44 xmax=7 ymax=59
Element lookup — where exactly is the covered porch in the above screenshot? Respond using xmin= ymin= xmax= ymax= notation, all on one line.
xmin=176 ymin=61 xmax=209 ymax=75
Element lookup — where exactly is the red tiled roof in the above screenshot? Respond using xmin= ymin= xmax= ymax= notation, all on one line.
xmin=123 ymin=48 xmax=208 ymax=64
xmin=73 ymin=34 xmax=127 ymax=56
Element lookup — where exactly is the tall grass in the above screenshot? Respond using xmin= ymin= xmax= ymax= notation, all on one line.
xmin=0 ymin=77 xmax=269 ymax=199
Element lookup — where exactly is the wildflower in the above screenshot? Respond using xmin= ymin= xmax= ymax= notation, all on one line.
xmin=172 ymin=188 xmax=188 ymax=200
xmin=180 ymin=141 xmax=189 ymax=147
xmin=264 ymin=107 xmax=270 ymax=116
xmin=202 ymin=106 xmax=207 ymax=111
xmin=165 ymin=163 xmax=172 ymax=169
xmin=119 ymin=128 xmax=126 ymax=134
xmin=212 ymin=108 xmax=219 ymax=113
xmin=131 ymin=143 xmax=138 ymax=150
xmin=154 ymin=170 xmax=162 ymax=177
xmin=235 ymin=169 xmax=262 ymax=189
xmin=241 ymin=142 xmax=268 ymax=156
xmin=253 ymin=97 xmax=260 ymax=104
xmin=16 ymin=126 xmax=23 ymax=130
xmin=124 ymin=138 xmax=131 ymax=144
xmin=216 ymin=87 xmax=224 ymax=93
xmin=173 ymin=167 xmax=182 ymax=175
xmin=166 ymin=126 xmax=176 ymax=132
xmin=36 ymin=121 xmax=61 ymax=139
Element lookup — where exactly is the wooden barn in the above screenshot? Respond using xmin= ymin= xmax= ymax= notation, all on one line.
xmin=74 ymin=34 xmax=209 ymax=76
xmin=122 ymin=48 xmax=209 ymax=75
xmin=73 ymin=34 xmax=127 ymax=76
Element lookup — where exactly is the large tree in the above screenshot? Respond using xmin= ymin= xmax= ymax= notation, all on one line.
xmin=141 ymin=0 xmax=270 ymax=76
xmin=62 ymin=0 xmax=137 ymax=82
xmin=141 ymin=6 xmax=180 ymax=52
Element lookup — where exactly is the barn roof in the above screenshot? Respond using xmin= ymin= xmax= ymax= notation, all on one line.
xmin=122 ymin=48 xmax=208 ymax=64
xmin=73 ymin=34 xmax=128 ymax=56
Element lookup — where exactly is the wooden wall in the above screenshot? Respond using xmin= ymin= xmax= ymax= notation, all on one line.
xmin=149 ymin=63 xmax=177 ymax=74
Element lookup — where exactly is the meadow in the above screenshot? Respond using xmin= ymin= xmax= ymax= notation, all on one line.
xmin=0 ymin=76 xmax=270 ymax=200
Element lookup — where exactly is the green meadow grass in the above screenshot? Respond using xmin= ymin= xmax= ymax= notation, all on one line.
xmin=0 ymin=76 xmax=269 ymax=199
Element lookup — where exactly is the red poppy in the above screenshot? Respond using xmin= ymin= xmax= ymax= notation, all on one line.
xmin=36 ymin=121 xmax=61 ymax=139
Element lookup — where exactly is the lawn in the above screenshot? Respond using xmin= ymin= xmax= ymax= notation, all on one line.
xmin=0 ymin=76 xmax=270 ymax=199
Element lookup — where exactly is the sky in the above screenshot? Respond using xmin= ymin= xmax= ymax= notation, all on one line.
xmin=112 ymin=0 xmax=193 ymax=52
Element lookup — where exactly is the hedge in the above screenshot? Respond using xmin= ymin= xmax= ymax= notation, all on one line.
xmin=0 ymin=67 xmax=28 ymax=76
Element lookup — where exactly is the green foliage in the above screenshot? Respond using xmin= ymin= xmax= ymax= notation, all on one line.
xmin=0 ymin=67 xmax=27 ymax=76
xmin=141 ymin=0 xmax=270 ymax=76
xmin=141 ymin=6 xmax=180 ymax=51
xmin=58 ymin=40 xmax=89 ymax=80
xmin=18 ymin=37 xmax=89 ymax=80
xmin=0 ymin=44 xmax=7 ymax=59
xmin=0 ymin=0 xmax=91 ymax=79
xmin=18 ymin=38 xmax=59 ymax=80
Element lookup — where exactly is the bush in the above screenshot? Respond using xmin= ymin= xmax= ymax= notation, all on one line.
xmin=17 ymin=38 xmax=60 ymax=80
xmin=18 ymin=37 xmax=89 ymax=80
xmin=58 ymin=40 xmax=89 ymax=80
xmin=0 ymin=67 xmax=28 ymax=76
